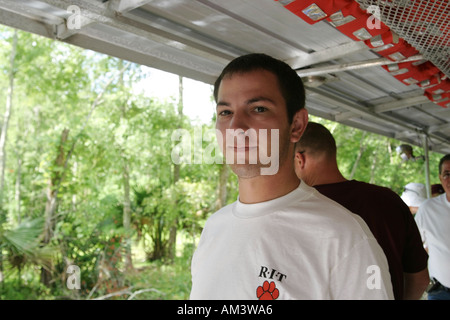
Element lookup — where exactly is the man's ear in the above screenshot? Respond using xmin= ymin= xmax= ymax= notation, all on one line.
xmin=295 ymin=150 xmax=306 ymax=169
xmin=290 ymin=108 xmax=308 ymax=143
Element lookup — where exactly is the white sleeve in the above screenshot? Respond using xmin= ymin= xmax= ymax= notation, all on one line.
xmin=414 ymin=207 xmax=427 ymax=243
xmin=329 ymin=238 xmax=394 ymax=300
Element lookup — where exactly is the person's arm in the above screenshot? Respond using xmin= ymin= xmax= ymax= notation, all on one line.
xmin=330 ymin=238 xmax=394 ymax=300
xmin=403 ymin=267 xmax=430 ymax=300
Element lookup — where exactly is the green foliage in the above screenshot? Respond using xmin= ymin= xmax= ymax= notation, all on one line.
xmin=2 ymin=218 xmax=44 ymax=255
xmin=0 ymin=217 xmax=53 ymax=273
xmin=0 ymin=25 xmax=222 ymax=299
xmin=124 ymin=247 xmax=194 ymax=300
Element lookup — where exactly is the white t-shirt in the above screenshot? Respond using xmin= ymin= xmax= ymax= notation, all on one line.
xmin=415 ymin=193 xmax=450 ymax=288
xmin=190 ymin=181 xmax=393 ymax=300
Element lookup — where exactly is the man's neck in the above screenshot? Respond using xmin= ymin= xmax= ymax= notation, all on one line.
xmin=309 ymin=162 xmax=347 ymax=187
xmin=238 ymin=167 xmax=300 ymax=204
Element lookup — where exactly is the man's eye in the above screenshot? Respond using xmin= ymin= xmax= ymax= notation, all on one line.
xmin=218 ymin=110 xmax=232 ymax=116
xmin=254 ymin=106 xmax=267 ymax=113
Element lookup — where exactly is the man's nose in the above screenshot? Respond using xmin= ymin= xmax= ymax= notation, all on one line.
xmin=228 ymin=109 xmax=250 ymax=131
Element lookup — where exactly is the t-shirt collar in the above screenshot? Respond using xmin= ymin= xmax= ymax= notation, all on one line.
xmin=233 ymin=180 xmax=313 ymax=218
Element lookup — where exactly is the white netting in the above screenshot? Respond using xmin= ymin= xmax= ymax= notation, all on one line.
xmin=357 ymin=0 xmax=450 ymax=76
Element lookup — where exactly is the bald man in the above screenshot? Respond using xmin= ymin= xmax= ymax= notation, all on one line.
xmin=294 ymin=122 xmax=429 ymax=300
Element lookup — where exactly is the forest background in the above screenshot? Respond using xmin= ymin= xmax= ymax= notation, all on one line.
xmin=0 ymin=26 xmax=443 ymax=300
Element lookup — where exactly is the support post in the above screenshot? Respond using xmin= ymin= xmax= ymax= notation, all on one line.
xmin=423 ymin=134 xmax=431 ymax=199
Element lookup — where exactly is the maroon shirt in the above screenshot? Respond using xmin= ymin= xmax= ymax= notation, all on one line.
xmin=315 ymin=180 xmax=428 ymax=300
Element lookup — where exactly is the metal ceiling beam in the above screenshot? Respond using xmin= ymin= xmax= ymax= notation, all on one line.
xmin=306 ymin=87 xmax=414 ymax=129
xmin=39 ymin=0 xmax=238 ymax=63
xmin=297 ymin=55 xmax=423 ymax=77
xmin=287 ymin=41 xmax=368 ymax=69
xmin=0 ymin=0 xmax=64 ymax=24
xmin=334 ymin=111 xmax=358 ymax=122
xmin=335 ymin=94 xmax=432 ymax=121
xmin=126 ymin=7 xmax=247 ymax=58
xmin=307 ymin=86 xmax=450 ymax=150
xmin=428 ymin=122 xmax=450 ymax=134
xmin=395 ymin=130 xmax=419 ymax=140
xmin=196 ymin=0 xmax=311 ymax=57
xmin=56 ymin=9 xmax=94 ymax=40
xmin=67 ymin=27 xmax=221 ymax=83
xmin=372 ymin=95 xmax=431 ymax=113
xmin=109 ymin=0 xmax=153 ymax=13
xmin=42 ymin=0 xmax=154 ymax=40
xmin=0 ymin=3 xmax=56 ymax=38
xmin=429 ymin=142 xmax=450 ymax=154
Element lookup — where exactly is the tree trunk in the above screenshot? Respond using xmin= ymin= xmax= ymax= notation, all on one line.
xmin=167 ymin=76 xmax=184 ymax=262
xmin=118 ymin=59 xmax=134 ymax=271
xmin=387 ymin=139 xmax=394 ymax=164
xmin=0 ymin=29 xmax=18 ymax=208
xmin=122 ymin=159 xmax=133 ymax=270
xmin=0 ymin=30 xmax=18 ymax=285
xmin=41 ymin=128 xmax=70 ymax=286
xmin=71 ymin=161 xmax=77 ymax=213
xmin=13 ymin=118 xmax=28 ymax=224
xmin=15 ymin=150 xmax=22 ymax=223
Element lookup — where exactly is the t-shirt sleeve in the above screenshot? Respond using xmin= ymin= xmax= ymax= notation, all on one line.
xmin=330 ymin=238 xmax=394 ymax=300
xmin=414 ymin=207 xmax=425 ymax=239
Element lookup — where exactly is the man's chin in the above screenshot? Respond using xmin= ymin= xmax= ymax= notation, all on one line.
xmin=229 ymin=164 xmax=265 ymax=179
xmin=230 ymin=163 xmax=281 ymax=178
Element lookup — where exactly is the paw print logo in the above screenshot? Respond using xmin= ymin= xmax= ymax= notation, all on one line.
xmin=256 ymin=281 xmax=279 ymax=300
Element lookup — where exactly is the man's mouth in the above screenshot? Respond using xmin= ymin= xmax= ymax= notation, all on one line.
xmin=227 ymin=145 xmax=257 ymax=152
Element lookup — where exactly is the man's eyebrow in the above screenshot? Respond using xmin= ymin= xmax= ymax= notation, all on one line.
xmin=216 ymin=97 xmax=275 ymax=108
xmin=246 ymin=96 xmax=275 ymax=105
xmin=216 ymin=101 xmax=230 ymax=108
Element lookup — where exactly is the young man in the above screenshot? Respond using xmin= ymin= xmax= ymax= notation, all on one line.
xmin=293 ymin=122 xmax=429 ymax=300
xmin=415 ymin=154 xmax=450 ymax=300
xmin=190 ymin=54 xmax=393 ymax=300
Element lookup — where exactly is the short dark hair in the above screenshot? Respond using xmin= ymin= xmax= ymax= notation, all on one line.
xmin=438 ymin=154 xmax=450 ymax=174
xmin=213 ymin=53 xmax=305 ymax=124
xmin=295 ymin=122 xmax=337 ymax=157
